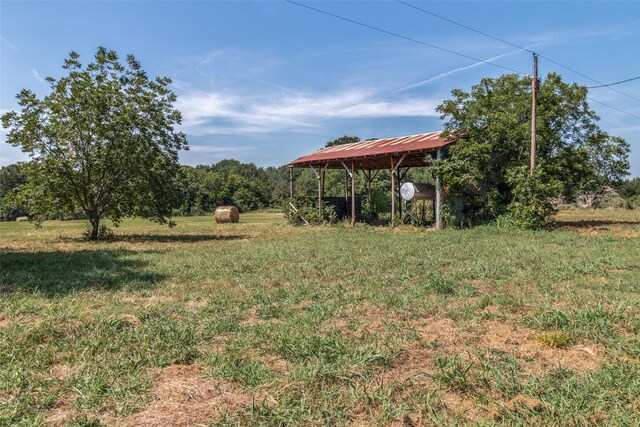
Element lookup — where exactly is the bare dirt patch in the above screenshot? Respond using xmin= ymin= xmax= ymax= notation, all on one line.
xmin=0 ymin=313 xmax=12 ymax=329
xmin=117 ymin=364 xmax=265 ymax=426
xmin=46 ymin=393 xmax=78 ymax=426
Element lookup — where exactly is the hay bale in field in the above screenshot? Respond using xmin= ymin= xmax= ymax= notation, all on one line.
xmin=214 ymin=206 xmax=240 ymax=224
xmin=15 ymin=216 xmax=29 ymax=222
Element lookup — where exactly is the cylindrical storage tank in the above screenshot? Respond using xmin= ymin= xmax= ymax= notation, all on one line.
xmin=400 ymin=182 xmax=436 ymax=201
xmin=214 ymin=206 xmax=240 ymax=223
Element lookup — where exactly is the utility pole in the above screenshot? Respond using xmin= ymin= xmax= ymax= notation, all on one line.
xmin=530 ymin=53 xmax=539 ymax=176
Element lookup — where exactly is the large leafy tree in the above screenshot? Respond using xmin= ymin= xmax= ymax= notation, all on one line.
xmin=434 ymin=73 xmax=630 ymax=226
xmin=2 ymin=47 xmax=188 ymax=239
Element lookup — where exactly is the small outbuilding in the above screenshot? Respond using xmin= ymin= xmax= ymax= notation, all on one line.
xmin=288 ymin=131 xmax=455 ymax=228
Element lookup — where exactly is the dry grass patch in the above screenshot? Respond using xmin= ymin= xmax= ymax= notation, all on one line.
xmin=45 ymin=393 xmax=79 ymax=427
xmin=116 ymin=365 xmax=266 ymax=426
xmin=122 ymin=295 xmax=176 ymax=307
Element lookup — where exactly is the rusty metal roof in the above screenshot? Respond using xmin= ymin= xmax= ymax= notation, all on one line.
xmin=289 ymin=131 xmax=454 ymax=170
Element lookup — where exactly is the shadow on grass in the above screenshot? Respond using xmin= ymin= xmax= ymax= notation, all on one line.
xmin=0 ymin=249 xmax=165 ymax=296
xmin=558 ymin=219 xmax=640 ymax=229
xmin=56 ymin=234 xmax=251 ymax=244
xmin=119 ymin=234 xmax=251 ymax=243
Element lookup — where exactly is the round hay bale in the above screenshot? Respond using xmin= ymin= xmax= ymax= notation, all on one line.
xmin=214 ymin=206 xmax=240 ymax=224
xmin=15 ymin=216 xmax=29 ymax=222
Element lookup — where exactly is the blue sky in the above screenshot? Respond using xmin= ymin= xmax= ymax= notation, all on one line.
xmin=2 ymin=1 xmax=639 ymax=176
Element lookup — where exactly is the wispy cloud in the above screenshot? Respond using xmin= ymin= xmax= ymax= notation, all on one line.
xmin=175 ymin=87 xmax=440 ymax=136
xmin=526 ymin=23 xmax=640 ymax=45
xmin=30 ymin=68 xmax=48 ymax=86
xmin=1 ymin=36 xmax=18 ymax=52
xmin=187 ymin=145 xmax=251 ymax=155
xmin=394 ymin=46 xmax=535 ymax=93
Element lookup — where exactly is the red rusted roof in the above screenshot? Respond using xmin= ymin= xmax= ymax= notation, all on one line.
xmin=289 ymin=131 xmax=454 ymax=170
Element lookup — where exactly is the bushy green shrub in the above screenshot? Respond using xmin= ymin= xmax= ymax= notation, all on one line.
xmin=506 ymin=167 xmax=561 ymax=229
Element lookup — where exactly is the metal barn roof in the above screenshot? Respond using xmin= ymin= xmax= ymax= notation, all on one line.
xmin=289 ymin=131 xmax=454 ymax=170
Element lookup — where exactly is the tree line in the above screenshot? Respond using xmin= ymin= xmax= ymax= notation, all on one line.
xmin=1 ymin=47 xmax=636 ymax=237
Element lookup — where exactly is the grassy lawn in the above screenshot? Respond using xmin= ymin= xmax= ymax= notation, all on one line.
xmin=1 ymin=209 xmax=639 ymax=426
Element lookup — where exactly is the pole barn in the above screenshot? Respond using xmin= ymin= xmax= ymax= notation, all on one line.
xmin=288 ymin=131 xmax=455 ymax=229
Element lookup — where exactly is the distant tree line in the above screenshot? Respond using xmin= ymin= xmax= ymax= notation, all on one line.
xmin=2 ymin=143 xmax=637 ymax=223
xmin=0 ymin=47 xmax=635 ymax=232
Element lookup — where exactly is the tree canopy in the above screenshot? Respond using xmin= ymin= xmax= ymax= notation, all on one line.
xmin=1 ymin=47 xmax=188 ymax=239
xmin=434 ymin=72 xmax=630 ymax=227
xmin=325 ymin=135 xmax=361 ymax=147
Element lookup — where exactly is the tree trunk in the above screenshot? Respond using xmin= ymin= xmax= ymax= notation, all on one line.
xmin=89 ymin=215 xmax=100 ymax=241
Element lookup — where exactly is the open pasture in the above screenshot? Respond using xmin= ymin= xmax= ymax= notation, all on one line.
xmin=1 ymin=209 xmax=639 ymax=426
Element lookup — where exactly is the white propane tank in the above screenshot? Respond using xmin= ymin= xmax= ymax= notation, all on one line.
xmin=400 ymin=182 xmax=436 ymax=201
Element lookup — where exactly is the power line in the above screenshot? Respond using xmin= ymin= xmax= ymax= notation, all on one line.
xmin=538 ymin=56 xmax=640 ymax=103
xmin=587 ymin=97 xmax=640 ymax=120
xmin=287 ymin=0 xmax=640 ymax=120
xmin=285 ymin=0 xmax=527 ymax=75
xmin=588 ymin=75 xmax=640 ymax=89
xmin=395 ymin=0 xmax=640 ymax=105
xmin=396 ymin=0 xmax=534 ymax=55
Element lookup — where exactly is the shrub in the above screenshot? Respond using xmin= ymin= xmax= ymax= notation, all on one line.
xmin=506 ymin=167 xmax=561 ymax=230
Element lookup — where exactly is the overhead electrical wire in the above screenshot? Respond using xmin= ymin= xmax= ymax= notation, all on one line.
xmin=587 ymin=75 xmax=640 ymax=89
xmin=395 ymin=0 xmax=640 ymax=107
xmin=587 ymin=98 xmax=640 ymax=120
xmin=285 ymin=0 xmax=527 ymax=75
xmin=285 ymin=0 xmax=640 ymax=120
xmin=395 ymin=0 xmax=535 ymax=55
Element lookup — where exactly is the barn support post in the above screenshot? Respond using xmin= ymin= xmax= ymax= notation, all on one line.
xmin=316 ymin=166 xmax=322 ymax=217
xmin=397 ymin=168 xmax=402 ymax=220
xmin=320 ymin=166 xmax=326 ymax=217
xmin=397 ymin=167 xmax=410 ymax=220
xmin=351 ymin=161 xmax=356 ymax=226
xmin=289 ymin=165 xmax=294 ymax=199
xmin=365 ymin=169 xmax=379 ymax=204
xmin=344 ymin=169 xmax=349 ymax=203
xmin=390 ymin=157 xmax=395 ymax=225
xmin=435 ymin=148 xmax=443 ymax=230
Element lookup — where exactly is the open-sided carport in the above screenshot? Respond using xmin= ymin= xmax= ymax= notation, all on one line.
xmin=288 ymin=131 xmax=455 ymax=229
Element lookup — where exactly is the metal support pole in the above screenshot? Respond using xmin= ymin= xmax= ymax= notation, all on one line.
xmin=351 ymin=161 xmax=356 ymax=226
xmin=435 ymin=149 xmax=443 ymax=230
xmin=390 ymin=157 xmax=395 ymax=225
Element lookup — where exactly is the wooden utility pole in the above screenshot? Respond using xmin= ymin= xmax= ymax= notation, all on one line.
xmin=530 ymin=53 xmax=539 ymax=176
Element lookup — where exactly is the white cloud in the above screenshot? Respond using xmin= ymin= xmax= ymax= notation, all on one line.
xmin=175 ymin=87 xmax=439 ymax=136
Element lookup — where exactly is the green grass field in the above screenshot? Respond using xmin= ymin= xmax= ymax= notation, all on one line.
xmin=1 ymin=209 xmax=639 ymax=426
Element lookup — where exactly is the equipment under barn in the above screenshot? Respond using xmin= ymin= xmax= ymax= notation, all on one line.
xmin=288 ymin=131 xmax=456 ymax=228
